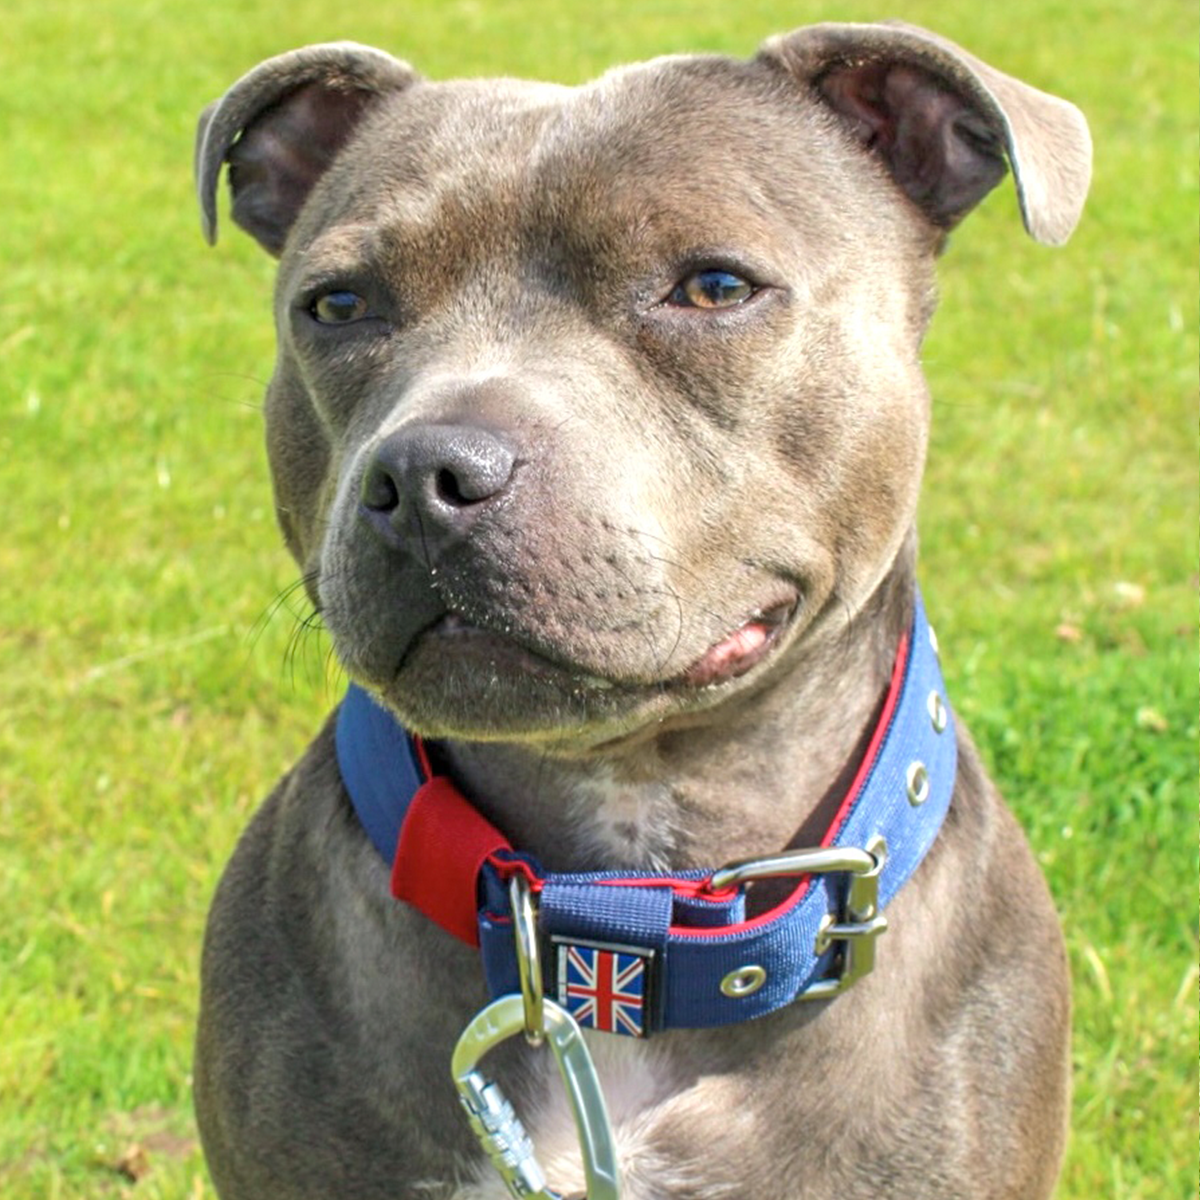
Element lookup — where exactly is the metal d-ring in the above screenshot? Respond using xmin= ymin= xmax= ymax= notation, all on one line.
xmin=509 ymin=873 xmax=545 ymax=1046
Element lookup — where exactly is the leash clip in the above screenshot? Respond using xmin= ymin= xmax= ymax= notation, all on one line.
xmin=452 ymin=994 xmax=621 ymax=1199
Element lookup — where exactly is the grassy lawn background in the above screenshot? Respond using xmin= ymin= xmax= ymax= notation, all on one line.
xmin=1 ymin=0 xmax=1194 ymax=1196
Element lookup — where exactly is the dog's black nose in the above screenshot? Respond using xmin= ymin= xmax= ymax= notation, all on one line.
xmin=360 ymin=423 xmax=517 ymax=555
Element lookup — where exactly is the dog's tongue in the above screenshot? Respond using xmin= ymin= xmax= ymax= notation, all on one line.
xmin=682 ymin=618 xmax=777 ymax=688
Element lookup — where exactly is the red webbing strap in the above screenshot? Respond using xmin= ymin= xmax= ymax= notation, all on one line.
xmin=391 ymin=776 xmax=512 ymax=947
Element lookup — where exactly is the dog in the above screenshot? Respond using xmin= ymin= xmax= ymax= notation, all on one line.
xmin=192 ymin=20 xmax=1090 ymax=1199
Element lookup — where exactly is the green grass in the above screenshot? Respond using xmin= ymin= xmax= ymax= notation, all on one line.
xmin=1 ymin=0 xmax=1194 ymax=1195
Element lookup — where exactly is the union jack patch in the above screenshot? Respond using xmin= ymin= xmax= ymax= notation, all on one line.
xmin=553 ymin=938 xmax=654 ymax=1038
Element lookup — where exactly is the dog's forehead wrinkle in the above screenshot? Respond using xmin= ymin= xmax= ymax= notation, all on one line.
xmin=528 ymin=56 xmax=868 ymax=242
xmin=338 ymin=62 xmax=858 ymax=302
xmin=278 ymin=224 xmax=394 ymax=309
xmin=294 ymin=79 xmax=571 ymax=268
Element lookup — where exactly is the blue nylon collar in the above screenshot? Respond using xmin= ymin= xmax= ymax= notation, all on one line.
xmin=336 ymin=590 xmax=956 ymax=1035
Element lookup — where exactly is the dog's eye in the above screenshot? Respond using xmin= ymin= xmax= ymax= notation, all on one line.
xmin=310 ymin=291 xmax=371 ymax=324
xmin=669 ymin=269 xmax=755 ymax=309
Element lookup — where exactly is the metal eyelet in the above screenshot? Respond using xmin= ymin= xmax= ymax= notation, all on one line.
xmin=720 ymin=965 xmax=767 ymax=998
xmin=927 ymin=690 xmax=948 ymax=734
xmin=906 ymin=761 xmax=930 ymax=806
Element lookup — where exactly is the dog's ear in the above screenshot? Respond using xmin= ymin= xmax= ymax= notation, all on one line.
xmin=759 ymin=22 xmax=1090 ymax=245
xmin=196 ymin=43 xmax=419 ymax=255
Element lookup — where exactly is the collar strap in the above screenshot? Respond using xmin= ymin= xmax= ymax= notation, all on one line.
xmin=336 ymin=590 xmax=956 ymax=1036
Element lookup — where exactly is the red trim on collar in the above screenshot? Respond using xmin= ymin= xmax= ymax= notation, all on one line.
xmin=412 ymin=735 xmax=434 ymax=781
xmin=822 ymin=629 xmax=909 ymax=848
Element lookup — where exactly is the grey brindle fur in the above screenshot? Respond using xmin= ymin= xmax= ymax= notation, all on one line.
xmin=193 ymin=22 xmax=1089 ymax=1199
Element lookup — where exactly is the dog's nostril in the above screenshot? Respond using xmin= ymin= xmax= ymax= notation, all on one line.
xmin=361 ymin=464 xmax=401 ymax=513
xmin=435 ymin=467 xmax=471 ymax=507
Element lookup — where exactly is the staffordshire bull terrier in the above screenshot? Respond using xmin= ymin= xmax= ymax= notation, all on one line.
xmin=193 ymin=20 xmax=1090 ymax=1199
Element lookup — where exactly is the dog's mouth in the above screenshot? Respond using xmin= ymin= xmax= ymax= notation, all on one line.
xmin=678 ymin=600 xmax=795 ymax=688
xmin=422 ymin=598 xmax=797 ymax=692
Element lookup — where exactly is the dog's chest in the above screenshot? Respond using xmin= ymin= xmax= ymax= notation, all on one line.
xmin=449 ymin=1036 xmax=752 ymax=1200
xmin=564 ymin=765 xmax=680 ymax=870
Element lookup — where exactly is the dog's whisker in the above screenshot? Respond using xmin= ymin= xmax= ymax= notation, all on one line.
xmin=249 ymin=572 xmax=319 ymax=653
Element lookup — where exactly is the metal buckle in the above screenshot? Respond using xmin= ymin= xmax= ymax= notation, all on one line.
xmin=452 ymin=994 xmax=622 ymax=1200
xmin=706 ymin=836 xmax=889 ymax=1002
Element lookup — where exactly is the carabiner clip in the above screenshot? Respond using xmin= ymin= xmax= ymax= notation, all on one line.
xmin=451 ymin=994 xmax=621 ymax=1200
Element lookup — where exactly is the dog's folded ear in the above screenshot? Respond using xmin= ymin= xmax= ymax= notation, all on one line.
xmin=759 ymin=22 xmax=1091 ymax=245
xmin=196 ymin=43 xmax=419 ymax=254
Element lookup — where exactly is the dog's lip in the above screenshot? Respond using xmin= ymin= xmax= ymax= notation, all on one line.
xmin=422 ymin=611 xmax=616 ymax=687
xmin=424 ymin=600 xmax=796 ymax=691
xmin=679 ymin=600 xmax=796 ymax=688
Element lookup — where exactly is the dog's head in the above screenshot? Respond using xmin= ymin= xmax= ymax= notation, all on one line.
xmin=197 ymin=24 xmax=1088 ymax=747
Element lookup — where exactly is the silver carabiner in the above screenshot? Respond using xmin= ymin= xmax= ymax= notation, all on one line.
xmin=451 ymin=994 xmax=621 ymax=1200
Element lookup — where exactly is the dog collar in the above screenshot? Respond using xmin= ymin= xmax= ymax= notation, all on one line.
xmin=336 ymin=590 xmax=956 ymax=1036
